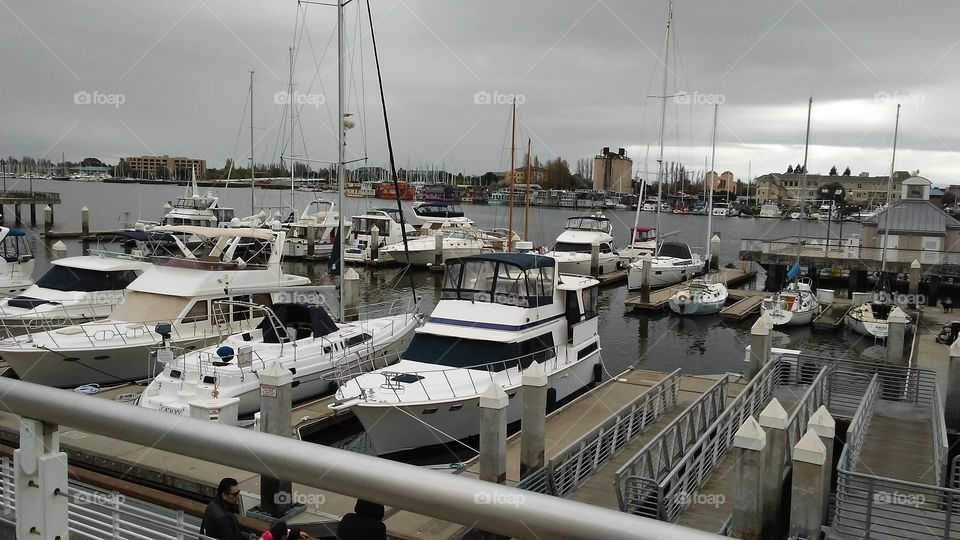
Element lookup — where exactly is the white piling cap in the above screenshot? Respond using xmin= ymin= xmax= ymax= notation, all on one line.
xmin=522 ymin=361 xmax=548 ymax=387
xmin=370 ymin=224 xmax=379 ymax=233
xmin=51 ymin=240 xmax=66 ymax=252
xmin=81 ymin=206 xmax=89 ymax=212
xmin=911 ymin=259 xmax=921 ymax=269
xmin=758 ymin=398 xmax=789 ymax=430
xmin=807 ymin=405 xmax=836 ymax=438
xmin=711 ymin=234 xmax=721 ymax=243
xmin=887 ymin=306 xmax=909 ymax=324
xmin=260 ymin=360 xmax=292 ymax=386
xmin=479 ymin=383 xmax=509 ymax=410
xmin=951 ymin=337 xmax=960 ymax=359
xmin=793 ymin=428 xmax=827 ymax=465
xmin=733 ymin=417 xmax=766 ymax=451
xmin=344 ymin=267 xmax=360 ymax=280
xmin=751 ymin=314 xmax=772 ymax=336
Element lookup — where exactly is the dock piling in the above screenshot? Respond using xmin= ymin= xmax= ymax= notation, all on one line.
xmin=306 ymin=226 xmax=316 ymax=259
xmin=434 ymin=231 xmax=443 ymax=268
xmin=343 ymin=268 xmax=360 ymax=322
xmin=43 ymin=205 xmax=52 ymax=234
xmin=929 ymin=275 xmax=942 ymax=308
xmin=710 ymin=234 xmax=720 ymax=270
xmin=14 ymin=418 xmax=68 ymax=540
xmin=51 ymin=241 xmax=66 ymax=261
xmin=29 ymin=204 xmax=36 ymax=226
xmin=748 ymin=315 xmax=772 ymax=378
xmin=807 ymin=406 xmax=835 ymax=522
xmin=257 ymin=360 xmax=294 ymax=519
xmin=13 ymin=204 xmax=21 ymax=226
xmin=886 ymin=307 xmax=909 ymax=365
xmin=520 ymin=362 xmax=547 ymax=479
xmin=590 ymin=240 xmax=600 ymax=277
xmin=946 ymin=340 xmax=960 ymax=432
xmin=731 ymin=417 xmax=767 ymax=540
xmin=909 ymin=260 xmax=921 ymax=301
xmin=788 ymin=429 xmax=828 ymax=540
xmin=81 ymin=206 xmax=89 ymax=236
xmin=479 ymin=383 xmax=508 ymax=486
xmin=640 ymin=254 xmax=652 ymax=304
xmin=370 ymin=225 xmax=380 ymax=263
xmin=758 ymin=398 xmax=788 ymax=538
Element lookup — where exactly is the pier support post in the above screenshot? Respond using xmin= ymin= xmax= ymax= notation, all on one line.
xmin=640 ymin=254 xmax=652 ymax=304
xmin=343 ymin=267 xmax=360 ymax=322
xmin=789 ymin=429 xmax=828 ymax=540
xmin=370 ymin=225 xmax=380 ymax=263
xmin=758 ymin=398 xmax=789 ymax=538
xmin=765 ymin=264 xmax=784 ymax=291
xmin=520 ymin=362 xmax=547 ymax=479
xmin=590 ymin=240 xmax=600 ymax=277
xmin=848 ymin=269 xmax=868 ymax=294
xmin=51 ymin=241 xmax=66 ymax=261
xmin=257 ymin=361 xmax=293 ymax=518
xmin=807 ymin=406 xmax=835 ymax=522
xmin=909 ymin=260 xmax=921 ymax=301
xmin=479 ymin=383 xmax=508 ymax=486
xmin=710 ymin=234 xmax=720 ymax=270
xmin=13 ymin=204 xmax=21 ymax=226
xmin=306 ymin=225 xmax=316 ymax=259
xmin=748 ymin=315 xmax=772 ymax=379
xmin=434 ymin=230 xmax=443 ymax=269
xmin=80 ymin=206 xmax=89 ymax=236
xmin=929 ymin=275 xmax=942 ymax=308
xmin=43 ymin=205 xmax=52 ymax=234
xmin=732 ymin=417 xmax=767 ymax=540
xmin=886 ymin=306 xmax=909 ymax=365
xmin=29 ymin=204 xmax=36 ymax=226
xmin=946 ymin=340 xmax=960 ymax=432
xmin=15 ymin=418 xmax=68 ymax=540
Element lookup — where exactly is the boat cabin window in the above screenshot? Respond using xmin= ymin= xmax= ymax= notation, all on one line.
xmin=519 ymin=332 xmax=556 ymax=369
xmin=182 ymin=300 xmax=209 ymax=323
xmin=0 ymin=232 xmax=32 ymax=263
xmin=442 ymin=258 xmax=554 ymax=307
xmin=174 ymin=198 xmax=213 ymax=210
xmin=352 ymin=218 xmax=389 ymax=235
xmin=582 ymin=285 xmax=599 ymax=319
xmin=657 ymin=243 xmax=692 ymax=260
xmin=403 ymin=333 xmax=554 ymax=372
xmin=553 ymin=242 xmax=593 ymax=254
xmin=632 ymin=228 xmax=655 ymax=242
xmin=564 ymin=217 xmax=610 ymax=233
xmin=36 ymin=267 xmax=139 ymax=292
xmin=344 ymin=333 xmax=372 ymax=348
xmin=109 ymin=292 xmax=191 ymax=323
xmin=600 ymin=243 xmax=613 ymax=254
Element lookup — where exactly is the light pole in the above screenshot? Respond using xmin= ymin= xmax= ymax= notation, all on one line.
xmin=835 ymin=188 xmax=843 ymax=252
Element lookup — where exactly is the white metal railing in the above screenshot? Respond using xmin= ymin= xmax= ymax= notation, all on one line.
xmin=0 ymin=457 xmax=217 ymax=540
xmin=846 ymin=374 xmax=881 ymax=470
xmin=740 ymin=237 xmax=960 ymax=272
xmin=547 ymin=369 xmax=682 ymax=496
xmin=782 ymin=367 xmax=829 ymax=469
xmin=932 ymin=384 xmax=949 ymax=487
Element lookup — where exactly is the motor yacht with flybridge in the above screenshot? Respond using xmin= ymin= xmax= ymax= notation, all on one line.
xmin=344 ymin=208 xmax=416 ymax=264
xmin=0 ymin=228 xmax=35 ymax=297
xmin=0 ymin=225 xmax=310 ymax=387
xmin=542 ymin=215 xmax=620 ymax=275
xmin=330 ymin=253 xmax=603 ymax=456
xmin=627 ymin=241 xmax=704 ymax=289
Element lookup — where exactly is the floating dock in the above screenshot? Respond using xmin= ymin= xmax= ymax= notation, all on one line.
xmin=812 ymin=298 xmax=852 ymax=330
xmin=624 ymin=267 xmax=757 ymax=311
xmin=719 ymin=290 xmax=768 ymax=320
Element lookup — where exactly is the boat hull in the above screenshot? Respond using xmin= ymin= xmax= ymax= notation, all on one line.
xmin=385 ymin=246 xmax=484 ymax=267
xmin=668 ymin=298 xmax=724 ymax=316
xmin=627 ymin=263 xmax=700 ymax=289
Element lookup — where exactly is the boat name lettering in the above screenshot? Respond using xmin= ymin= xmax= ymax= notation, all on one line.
xmin=159 ymin=406 xmax=184 ymax=415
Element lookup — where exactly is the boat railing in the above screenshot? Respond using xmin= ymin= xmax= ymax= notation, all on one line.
xmin=0 ymin=295 xmax=130 ymax=338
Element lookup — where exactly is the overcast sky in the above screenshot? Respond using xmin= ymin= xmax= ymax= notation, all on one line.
xmin=2 ymin=0 xmax=958 ymax=185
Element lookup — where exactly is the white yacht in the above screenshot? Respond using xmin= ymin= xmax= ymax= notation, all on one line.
xmin=543 ymin=215 xmax=620 ymax=275
xmin=641 ymin=200 xmax=658 ymax=212
xmin=627 ymin=242 xmax=704 ymax=289
xmin=381 ymin=217 xmax=490 ymax=267
xmin=0 ymin=226 xmax=311 ymax=387
xmin=283 ymin=199 xmax=344 ymax=260
xmin=0 ymin=254 xmax=151 ymax=336
xmin=668 ymin=277 xmax=727 ymax=316
xmin=329 ymin=253 xmax=603 ymax=456
xmin=139 ymin=295 xmax=421 ymax=417
xmin=618 ymin=227 xmax=658 ymax=260
xmin=758 ymin=202 xmax=782 ymax=219
xmin=760 ymin=278 xmax=821 ymax=326
xmin=0 ymin=228 xmax=35 ymax=297
xmin=344 ymin=208 xmax=416 ymax=264
xmin=711 ymin=203 xmax=729 ymax=217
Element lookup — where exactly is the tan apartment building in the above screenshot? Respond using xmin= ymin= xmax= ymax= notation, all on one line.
xmin=755 ymin=171 xmax=910 ymax=205
xmin=505 ymin=166 xmax=547 ymax=185
xmin=593 ymin=147 xmax=632 ymax=193
xmin=704 ymin=170 xmax=735 ymax=192
xmin=124 ymin=155 xmax=206 ymax=180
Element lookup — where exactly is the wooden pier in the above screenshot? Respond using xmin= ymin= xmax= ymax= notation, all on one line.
xmin=0 ymin=190 xmax=61 ymax=226
xmin=720 ymin=290 xmax=768 ymax=320
xmin=624 ymin=267 xmax=757 ymax=311
xmin=812 ymin=298 xmax=852 ymax=330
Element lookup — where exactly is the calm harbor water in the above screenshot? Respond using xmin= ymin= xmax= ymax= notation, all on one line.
xmin=7 ymin=178 xmax=884 ymax=462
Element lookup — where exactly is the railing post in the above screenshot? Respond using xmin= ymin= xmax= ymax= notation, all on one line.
xmin=789 ymin=428 xmax=828 ymax=540
xmin=808 ymin=405 xmax=835 ymax=522
xmin=255 ymin=360 xmax=294 ymax=519
xmin=758 ymin=398 xmax=788 ymax=538
xmin=520 ymin=362 xmax=547 ymax=480
xmin=15 ymin=418 xmax=68 ymax=540
xmin=732 ymin=417 xmax=767 ymax=540
xmin=748 ymin=315 xmax=772 ymax=379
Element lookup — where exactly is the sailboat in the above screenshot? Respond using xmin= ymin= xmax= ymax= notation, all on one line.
xmin=668 ymin=104 xmax=728 ymax=316
xmin=845 ymin=104 xmax=911 ymax=338
xmin=761 ymin=98 xmax=821 ymax=327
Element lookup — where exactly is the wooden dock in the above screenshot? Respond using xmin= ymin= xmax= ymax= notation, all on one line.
xmin=720 ymin=292 xmax=767 ymax=320
xmin=598 ymin=268 xmax=627 ymax=286
xmin=624 ymin=268 xmax=757 ymax=311
xmin=812 ymin=299 xmax=852 ymax=330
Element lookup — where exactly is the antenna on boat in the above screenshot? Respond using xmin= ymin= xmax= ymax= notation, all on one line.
xmin=880 ymin=103 xmax=901 ymax=274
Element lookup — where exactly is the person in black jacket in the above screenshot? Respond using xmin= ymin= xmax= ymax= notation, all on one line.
xmin=336 ymin=499 xmax=386 ymax=540
xmin=200 ymin=478 xmax=243 ymax=540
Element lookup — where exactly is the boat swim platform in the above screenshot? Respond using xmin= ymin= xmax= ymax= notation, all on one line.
xmin=381 ymin=369 xmax=749 ymax=539
xmin=624 ymin=267 xmax=758 ymax=311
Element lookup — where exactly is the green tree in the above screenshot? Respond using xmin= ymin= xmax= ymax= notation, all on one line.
xmin=829 ymin=165 xmax=838 ymax=176
xmin=843 ymin=167 xmax=851 ymax=176
xmin=787 ymin=165 xmax=794 ymax=173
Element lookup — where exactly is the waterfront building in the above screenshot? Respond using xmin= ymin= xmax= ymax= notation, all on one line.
xmin=755 ymin=170 xmax=910 ymax=206
xmin=862 ymin=175 xmax=960 ymax=252
xmin=123 ymin=155 xmax=206 ymax=180
xmin=593 ymin=147 xmax=632 ymax=192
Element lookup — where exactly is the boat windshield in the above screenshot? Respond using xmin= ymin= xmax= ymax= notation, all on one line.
xmin=109 ymin=291 xmax=190 ymax=323
xmin=352 ymin=217 xmax=390 ymax=235
xmin=174 ymin=198 xmax=214 ymax=210
xmin=564 ymin=217 xmax=610 ymax=232
xmin=403 ymin=332 xmax=555 ymax=371
xmin=36 ymin=266 xmax=139 ymax=292
xmin=0 ymin=233 xmax=32 ymax=263
xmin=441 ymin=258 xmax=554 ymax=307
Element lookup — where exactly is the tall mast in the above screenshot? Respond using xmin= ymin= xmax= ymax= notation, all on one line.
xmin=508 ymin=100 xmax=516 ymax=252
xmin=337 ymin=0 xmax=346 ymax=321
xmin=798 ymin=97 xmax=812 ymax=247
xmin=524 ymin=138 xmax=532 ymax=241
xmin=705 ymin=104 xmax=718 ymax=268
xmin=249 ymin=70 xmax=255 ymax=215
xmin=289 ymin=46 xmax=296 ymax=214
xmin=880 ymin=103 xmax=901 ymax=273
xmin=654 ymin=0 xmax=673 ymax=251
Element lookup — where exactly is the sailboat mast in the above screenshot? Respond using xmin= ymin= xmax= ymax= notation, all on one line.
xmin=249 ymin=70 xmax=255 ymax=215
xmin=524 ymin=138 xmax=532 ymax=241
xmin=705 ymin=104 xmax=718 ymax=268
xmin=337 ymin=0 xmax=347 ymax=321
xmin=508 ymin=101 xmax=516 ymax=252
xmin=798 ymin=97 xmax=812 ymax=245
xmin=880 ymin=103 xmax=901 ymax=273
xmin=289 ymin=46 xmax=296 ymax=214
xmin=654 ymin=0 xmax=673 ymax=251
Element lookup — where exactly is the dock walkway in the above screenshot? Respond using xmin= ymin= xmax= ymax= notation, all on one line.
xmin=624 ymin=268 xmax=757 ymax=311
xmin=812 ymin=299 xmax=852 ymax=330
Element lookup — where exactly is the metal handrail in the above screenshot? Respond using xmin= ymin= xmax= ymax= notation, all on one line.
xmin=932 ymin=384 xmax=949 ymax=487
xmin=782 ymin=367 xmax=830 ymax=468
xmin=846 ymin=374 xmax=880 ymax=469
xmin=548 ymin=369 xmax=682 ymax=496
xmin=613 ymin=376 xmax=728 ymax=511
